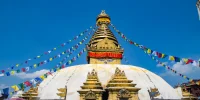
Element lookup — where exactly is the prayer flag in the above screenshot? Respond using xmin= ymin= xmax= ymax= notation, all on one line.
xmin=10 ymin=71 xmax=15 ymax=75
xmin=25 ymin=67 xmax=29 ymax=71
xmin=24 ymin=81 xmax=31 ymax=87
xmin=11 ymin=85 xmax=19 ymax=91
xmin=156 ymin=52 xmax=162 ymax=58
xmin=17 ymin=69 xmax=20 ymax=73
xmin=48 ymin=50 xmax=51 ymax=53
xmin=192 ymin=61 xmax=197 ymax=66
xmin=1 ymin=70 xmax=5 ymax=73
xmin=197 ymin=4 xmax=200 ymax=20
xmin=44 ymin=74 xmax=47 ymax=78
xmin=161 ymin=54 xmax=167 ymax=58
xmin=186 ymin=59 xmax=193 ymax=64
xmin=147 ymin=49 xmax=152 ymax=54
xmin=35 ymin=77 xmax=42 ymax=83
xmin=34 ymin=64 xmax=37 ymax=68
xmin=0 ymin=74 xmax=4 ymax=77
xmin=16 ymin=64 xmax=19 ymax=67
xmin=183 ymin=58 xmax=188 ymax=64
xmin=6 ymin=72 xmax=10 ymax=76
xmin=40 ymin=75 xmax=45 ymax=80
xmin=2 ymin=88 xmax=9 ymax=98
xmin=49 ymin=58 xmax=53 ymax=61
xmin=169 ymin=56 xmax=175 ymax=61
xmin=18 ymin=83 xmax=24 ymax=90
xmin=22 ymin=68 xmax=26 ymax=72
xmin=174 ymin=57 xmax=181 ymax=62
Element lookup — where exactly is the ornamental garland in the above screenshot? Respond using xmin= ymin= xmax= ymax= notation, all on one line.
xmin=110 ymin=23 xmax=200 ymax=84
xmin=110 ymin=23 xmax=200 ymax=67
xmin=147 ymin=52 xmax=193 ymax=82
xmin=0 ymin=30 xmax=93 ymax=76
xmin=0 ymin=26 xmax=95 ymax=72
xmin=88 ymin=52 xmax=123 ymax=59
xmin=0 ymin=47 xmax=87 ymax=98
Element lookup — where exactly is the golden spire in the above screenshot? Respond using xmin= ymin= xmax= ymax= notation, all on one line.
xmin=87 ymin=10 xmax=124 ymax=64
xmin=88 ymin=10 xmax=120 ymax=48
xmin=96 ymin=10 xmax=110 ymax=26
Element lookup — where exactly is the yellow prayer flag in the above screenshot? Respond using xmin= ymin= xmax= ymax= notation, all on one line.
xmin=11 ymin=71 xmax=15 ymax=75
xmin=62 ymin=52 xmax=65 ymax=55
xmin=40 ymin=75 xmax=45 ymax=80
xmin=16 ymin=64 xmax=19 ymax=67
xmin=37 ymin=56 xmax=40 ymax=58
xmin=10 ymin=92 xmax=13 ymax=95
xmin=161 ymin=63 xmax=165 ymax=66
xmin=183 ymin=76 xmax=186 ymax=79
xmin=34 ymin=64 xmax=37 ymax=68
xmin=54 ymin=48 xmax=56 ymax=50
xmin=161 ymin=54 xmax=165 ymax=58
xmin=169 ymin=56 xmax=175 ymax=61
xmin=183 ymin=58 xmax=188 ymax=63
xmin=11 ymin=85 xmax=19 ymax=91
xmin=147 ymin=49 xmax=151 ymax=54
xmin=49 ymin=58 xmax=53 ymax=61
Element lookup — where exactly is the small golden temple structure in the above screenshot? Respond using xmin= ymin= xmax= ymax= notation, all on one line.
xmin=77 ymin=69 xmax=104 ymax=100
xmin=106 ymin=67 xmax=141 ymax=100
xmin=77 ymin=67 xmax=140 ymax=100
xmin=20 ymin=84 xmax=39 ymax=100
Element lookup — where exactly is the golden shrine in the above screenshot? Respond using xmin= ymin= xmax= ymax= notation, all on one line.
xmin=106 ymin=67 xmax=140 ymax=100
xmin=20 ymin=84 xmax=40 ymax=100
xmin=77 ymin=69 xmax=104 ymax=100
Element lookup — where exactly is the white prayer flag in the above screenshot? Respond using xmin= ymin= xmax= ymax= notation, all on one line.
xmin=48 ymin=50 xmax=51 ymax=53
xmin=25 ymin=67 xmax=29 ymax=71
xmin=30 ymin=79 xmax=37 ymax=84
xmin=192 ymin=61 xmax=197 ymax=66
xmin=0 ymin=74 xmax=4 ymax=77
xmin=197 ymin=5 xmax=200 ymax=20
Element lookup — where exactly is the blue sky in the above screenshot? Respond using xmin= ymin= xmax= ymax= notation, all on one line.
xmin=0 ymin=0 xmax=200 ymax=90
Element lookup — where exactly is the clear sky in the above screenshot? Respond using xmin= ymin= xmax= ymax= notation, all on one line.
xmin=0 ymin=0 xmax=200 ymax=90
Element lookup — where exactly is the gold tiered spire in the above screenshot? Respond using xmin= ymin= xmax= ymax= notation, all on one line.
xmin=77 ymin=69 xmax=104 ymax=100
xmin=57 ymin=86 xmax=67 ymax=99
xmin=20 ymin=84 xmax=40 ymax=100
xmin=106 ymin=67 xmax=141 ymax=100
xmin=87 ymin=10 xmax=124 ymax=64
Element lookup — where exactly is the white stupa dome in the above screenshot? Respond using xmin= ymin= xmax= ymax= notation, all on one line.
xmin=38 ymin=64 xmax=182 ymax=100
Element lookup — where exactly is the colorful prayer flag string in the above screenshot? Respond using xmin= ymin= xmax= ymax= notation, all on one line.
xmin=1 ymin=29 xmax=94 ymax=76
xmin=109 ymin=23 xmax=200 ymax=68
xmin=0 ymin=47 xmax=87 ymax=94
xmin=0 ymin=26 xmax=95 ymax=72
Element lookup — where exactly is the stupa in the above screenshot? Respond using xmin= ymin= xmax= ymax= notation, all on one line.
xmin=13 ymin=11 xmax=184 ymax=100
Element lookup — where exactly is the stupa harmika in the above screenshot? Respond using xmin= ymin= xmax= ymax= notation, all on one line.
xmin=12 ymin=10 xmax=185 ymax=100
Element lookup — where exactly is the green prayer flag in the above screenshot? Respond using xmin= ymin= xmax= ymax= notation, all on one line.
xmin=44 ymin=74 xmax=47 ymax=78
xmin=18 ymin=83 xmax=24 ymax=90
xmin=17 ymin=69 xmax=20 ymax=73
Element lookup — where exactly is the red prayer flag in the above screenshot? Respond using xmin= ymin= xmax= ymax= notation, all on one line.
xmin=22 ymin=68 xmax=26 ymax=72
xmin=186 ymin=59 xmax=193 ymax=64
xmin=62 ymin=65 xmax=65 ymax=68
xmin=24 ymin=81 xmax=31 ymax=86
xmin=47 ymin=72 xmax=52 ymax=75
xmin=156 ymin=52 xmax=162 ymax=58
xmin=1 ymin=70 xmax=5 ymax=73
xmin=130 ymin=41 xmax=134 ymax=44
